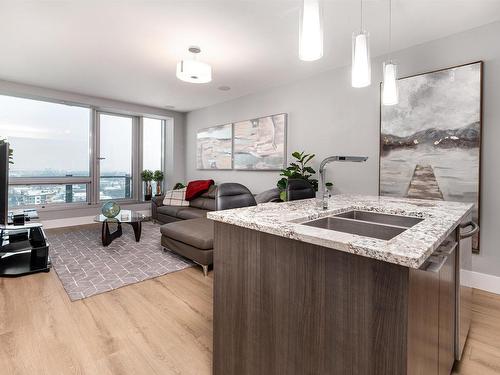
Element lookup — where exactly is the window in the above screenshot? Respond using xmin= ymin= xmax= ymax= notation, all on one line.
xmin=0 ymin=95 xmax=90 ymax=178
xmin=142 ymin=117 xmax=164 ymax=194
xmin=98 ymin=113 xmax=133 ymax=200
xmin=143 ymin=118 xmax=164 ymax=171
xmin=8 ymin=184 xmax=87 ymax=207
xmin=1 ymin=95 xmax=91 ymax=207
xmin=2 ymin=93 xmax=168 ymax=209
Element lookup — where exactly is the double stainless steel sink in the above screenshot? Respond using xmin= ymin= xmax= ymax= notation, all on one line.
xmin=302 ymin=210 xmax=424 ymax=240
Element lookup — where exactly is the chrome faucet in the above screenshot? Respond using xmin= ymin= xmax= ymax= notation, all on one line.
xmin=319 ymin=156 xmax=368 ymax=209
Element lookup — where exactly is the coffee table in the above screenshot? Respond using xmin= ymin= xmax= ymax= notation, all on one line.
xmin=94 ymin=210 xmax=145 ymax=247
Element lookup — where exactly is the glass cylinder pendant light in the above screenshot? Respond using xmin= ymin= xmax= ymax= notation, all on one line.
xmin=382 ymin=61 xmax=398 ymax=105
xmin=299 ymin=0 xmax=323 ymax=61
xmin=382 ymin=0 xmax=399 ymax=105
xmin=352 ymin=0 xmax=371 ymax=87
xmin=176 ymin=46 xmax=212 ymax=84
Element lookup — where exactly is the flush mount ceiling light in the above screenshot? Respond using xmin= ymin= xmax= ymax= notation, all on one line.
xmin=176 ymin=46 xmax=212 ymax=84
xmin=382 ymin=0 xmax=399 ymax=105
xmin=299 ymin=0 xmax=323 ymax=61
xmin=352 ymin=0 xmax=371 ymax=88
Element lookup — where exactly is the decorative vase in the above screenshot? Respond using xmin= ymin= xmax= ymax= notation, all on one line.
xmin=155 ymin=182 xmax=162 ymax=196
xmin=144 ymin=181 xmax=152 ymax=201
xmin=101 ymin=201 xmax=120 ymax=218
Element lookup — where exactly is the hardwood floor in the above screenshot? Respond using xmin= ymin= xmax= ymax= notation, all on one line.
xmin=0 ymin=267 xmax=213 ymax=375
xmin=453 ymin=289 xmax=500 ymax=375
xmin=0 ymin=266 xmax=499 ymax=375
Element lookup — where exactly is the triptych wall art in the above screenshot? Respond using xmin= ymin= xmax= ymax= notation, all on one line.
xmin=196 ymin=124 xmax=233 ymax=170
xmin=196 ymin=113 xmax=287 ymax=171
xmin=379 ymin=61 xmax=482 ymax=252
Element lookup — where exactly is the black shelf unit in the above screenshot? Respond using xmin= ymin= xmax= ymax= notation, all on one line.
xmin=0 ymin=142 xmax=51 ymax=277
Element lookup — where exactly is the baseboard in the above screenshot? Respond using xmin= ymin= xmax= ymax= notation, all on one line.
xmin=42 ymin=210 xmax=151 ymax=229
xmin=463 ymin=270 xmax=500 ymax=295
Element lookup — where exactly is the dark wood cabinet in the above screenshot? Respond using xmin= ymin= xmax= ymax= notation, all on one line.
xmin=213 ymin=222 xmax=459 ymax=375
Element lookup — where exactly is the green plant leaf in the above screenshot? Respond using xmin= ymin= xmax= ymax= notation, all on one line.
xmin=303 ymin=166 xmax=316 ymax=174
xmin=303 ymin=154 xmax=315 ymax=165
xmin=276 ymin=150 xmax=318 ymax=192
xmin=153 ymin=170 xmax=164 ymax=182
xmin=277 ymin=178 xmax=287 ymax=191
xmin=141 ymin=169 xmax=154 ymax=181
xmin=279 ymin=190 xmax=287 ymax=201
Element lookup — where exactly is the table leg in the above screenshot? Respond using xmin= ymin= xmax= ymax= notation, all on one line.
xmin=102 ymin=221 xmax=109 ymax=246
xmin=101 ymin=221 xmax=122 ymax=247
xmin=130 ymin=221 xmax=142 ymax=242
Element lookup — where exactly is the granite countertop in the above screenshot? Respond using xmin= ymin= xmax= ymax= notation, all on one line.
xmin=207 ymin=194 xmax=474 ymax=269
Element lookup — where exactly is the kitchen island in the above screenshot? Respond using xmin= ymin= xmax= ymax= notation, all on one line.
xmin=207 ymin=195 xmax=476 ymax=375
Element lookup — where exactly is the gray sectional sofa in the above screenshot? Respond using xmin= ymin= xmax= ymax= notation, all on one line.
xmin=151 ymin=185 xmax=217 ymax=224
xmin=153 ymin=183 xmax=279 ymax=276
xmin=151 ymin=184 xmax=281 ymax=224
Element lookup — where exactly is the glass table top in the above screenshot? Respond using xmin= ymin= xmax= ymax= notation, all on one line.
xmin=94 ymin=210 xmax=145 ymax=223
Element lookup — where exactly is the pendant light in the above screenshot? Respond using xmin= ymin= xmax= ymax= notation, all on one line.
xmin=352 ymin=0 xmax=371 ymax=88
xmin=299 ymin=0 xmax=323 ymax=61
xmin=176 ymin=46 xmax=212 ymax=84
xmin=382 ymin=0 xmax=398 ymax=105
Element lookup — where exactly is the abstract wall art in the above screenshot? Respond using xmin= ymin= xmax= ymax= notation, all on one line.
xmin=233 ymin=113 xmax=287 ymax=170
xmin=380 ymin=61 xmax=482 ymax=252
xmin=196 ymin=124 xmax=232 ymax=170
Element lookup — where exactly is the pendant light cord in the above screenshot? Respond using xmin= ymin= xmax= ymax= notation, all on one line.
xmin=388 ymin=0 xmax=392 ymax=60
xmin=360 ymin=0 xmax=363 ymax=31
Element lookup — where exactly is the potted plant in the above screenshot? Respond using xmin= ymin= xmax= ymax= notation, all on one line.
xmin=277 ymin=151 xmax=319 ymax=201
xmin=153 ymin=170 xmax=164 ymax=196
xmin=141 ymin=169 xmax=154 ymax=201
xmin=173 ymin=182 xmax=185 ymax=190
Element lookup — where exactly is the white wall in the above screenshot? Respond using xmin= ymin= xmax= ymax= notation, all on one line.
xmin=185 ymin=21 xmax=500 ymax=278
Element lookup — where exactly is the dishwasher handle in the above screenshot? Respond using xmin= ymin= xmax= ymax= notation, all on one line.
xmin=460 ymin=221 xmax=479 ymax=239
xmin=426 ymin=255 xmax=448 ymax=273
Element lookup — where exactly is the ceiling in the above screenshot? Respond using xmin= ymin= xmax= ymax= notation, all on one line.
xmin=0 ymin=0 xmax=499 ymax=112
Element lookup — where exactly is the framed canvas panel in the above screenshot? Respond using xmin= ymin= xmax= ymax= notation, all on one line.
xmin=196 ymin=123 xmax=233 ymax=170
xmin=379 ymin=61 xmax=483 ymax=252
xmin=233 ymin=113 xmax=287 ymax=170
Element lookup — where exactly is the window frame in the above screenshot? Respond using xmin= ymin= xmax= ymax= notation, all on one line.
xmin=95 ymin=111 xmax=138 ymax=203
xmin=3 ymin=92 xmax=169 ymax=211
xmin=140 ymin=116 xmax=166 ymax=199
xmin=6 ymin=95 xmax=93 ymax=209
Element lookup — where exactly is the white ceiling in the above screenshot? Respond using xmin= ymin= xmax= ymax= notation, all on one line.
xmin=0 ymin=0 xmax=499 ymax=112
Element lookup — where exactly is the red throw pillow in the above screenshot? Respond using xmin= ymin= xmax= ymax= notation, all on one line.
xmin=185 ymin=180 xmax=215 ymax=201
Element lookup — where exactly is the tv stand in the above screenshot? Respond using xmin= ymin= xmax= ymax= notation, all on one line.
xmin=0 ymin=222 xmax=51 ymax=277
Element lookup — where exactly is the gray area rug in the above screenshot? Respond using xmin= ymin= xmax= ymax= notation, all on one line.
xmin=49 ymin=221 xmax=194 ymax=301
